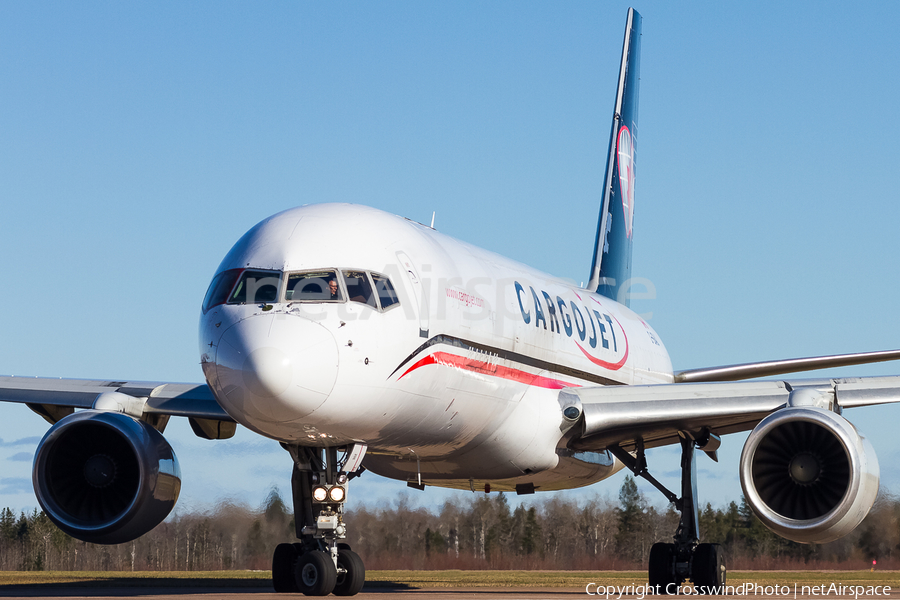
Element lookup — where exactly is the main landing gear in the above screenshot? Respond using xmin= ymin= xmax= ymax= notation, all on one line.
xmin=272 ymin=444 xmax=367 ymax=596
xmin=610 ymin=432 xmax=726 ymax=595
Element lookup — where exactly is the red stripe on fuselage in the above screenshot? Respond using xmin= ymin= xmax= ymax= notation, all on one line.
xmin=398 ymin=351 xmax=580 ymax=390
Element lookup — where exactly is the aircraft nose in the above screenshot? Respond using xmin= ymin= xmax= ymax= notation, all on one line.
xmin=214 ymin=313 xmax=339 ymax=424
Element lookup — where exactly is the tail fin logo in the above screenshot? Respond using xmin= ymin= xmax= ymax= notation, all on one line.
xmin=617 ymin=125 xmax=635 ymax=239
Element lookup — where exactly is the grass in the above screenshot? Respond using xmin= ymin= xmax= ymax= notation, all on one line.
xmin=0 ymin=570 xmax=897 ymax=589
xmin=366 ymin=570 xmax=900 ymax=589
xmin=0 ymin=571 xmax=271 ymax=588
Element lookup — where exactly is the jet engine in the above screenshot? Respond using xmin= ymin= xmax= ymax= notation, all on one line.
xmin=32 ymin=410 xmax=181 ymax=545
xmin=740 ymin=406 xmax=879 ymax=544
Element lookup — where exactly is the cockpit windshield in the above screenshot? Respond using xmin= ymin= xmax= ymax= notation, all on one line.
xmin=204 ymin=267 xmax=401 ymax=312
xmin=283 ymin=269 xmax=400 ymax=311
xmin=342 ymin=270 xmax=376 ymax=308
xmin=286 ymin=270 xmax=343 ymax=302
xmin=228 ymin=270 xmax=281 ymax=304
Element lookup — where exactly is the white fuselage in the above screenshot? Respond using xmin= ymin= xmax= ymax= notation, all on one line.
xmin=199 ymin=204 xmax=673 ymax=492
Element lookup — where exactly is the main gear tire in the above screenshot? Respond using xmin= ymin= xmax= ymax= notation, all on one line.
xmin=692 ymin=543 xmax=726 ymax=593
xmin=649 ymin=542 xmax=676 ymax=595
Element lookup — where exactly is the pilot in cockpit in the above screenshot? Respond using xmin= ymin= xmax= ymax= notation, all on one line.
xmin=328 ymin=279 xmax=339 ymax=300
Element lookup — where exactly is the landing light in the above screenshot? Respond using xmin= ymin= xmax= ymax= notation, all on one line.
xmin=329 ymin=486 xmax=346 ymax=503
xmin=312 ymin=486 xmax=328 ymax=502
xmin=563 ymin=406 xmax=581 ymax=420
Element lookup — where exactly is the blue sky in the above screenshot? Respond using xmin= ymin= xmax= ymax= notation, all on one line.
xmin=1 ymin=1 xmax=899 ymax=519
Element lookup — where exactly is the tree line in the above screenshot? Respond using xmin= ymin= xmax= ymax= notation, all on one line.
xmin=1 ymin=477 xmax=898 ymax=571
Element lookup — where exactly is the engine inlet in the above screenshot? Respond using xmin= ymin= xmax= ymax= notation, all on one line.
xmin=750 ymin=420 xmax=850 ymax=520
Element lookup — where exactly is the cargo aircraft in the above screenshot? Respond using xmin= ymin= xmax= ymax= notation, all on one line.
xmin=2 ymin=7 xmax=900 ymax=596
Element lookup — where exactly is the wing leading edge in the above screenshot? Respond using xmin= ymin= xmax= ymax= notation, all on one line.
xmin=674 ymin=349 xmax=900 ymax=383
xmin=0 ymin=376 xmax=234 ymax=439
xmin=564 ymin=374 xmax=900 ymax=454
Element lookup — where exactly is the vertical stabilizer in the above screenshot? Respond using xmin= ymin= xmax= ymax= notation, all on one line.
xmin=586 ymin=8 xmax=641 ymax=305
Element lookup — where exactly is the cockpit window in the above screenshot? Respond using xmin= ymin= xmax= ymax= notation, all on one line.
xmin=227 ymin=270 xmax=281 ymax=304
xmin=202 ymin=268 xmax=243 ymax=313
xmin=372 ymin=273 xmax=400 ymax=310
xmin=279 ymin=268 xmax=400 ymax=311
xmin=286 ymin=270 xmax=343 ymax=302
xmin=342 ymin=270 xmax=376 ymax=308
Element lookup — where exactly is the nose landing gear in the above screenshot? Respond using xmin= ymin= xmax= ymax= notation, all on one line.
xmin=272 ymin=444 xmax=367 ymax=596
xmin=611 ymin=433 xmax=726 ymax=594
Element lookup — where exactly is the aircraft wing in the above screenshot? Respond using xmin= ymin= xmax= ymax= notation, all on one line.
xmin=564 ymin=374 xmax=900 ymax=453
xmin=0 ymin=376 xmax=235 ymax=439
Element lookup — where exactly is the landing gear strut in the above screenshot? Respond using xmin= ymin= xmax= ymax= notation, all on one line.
xmin=611 ymin=432 xmax=726 ymax=594
xmin=272 ymin=444 xmax=367 ymax=596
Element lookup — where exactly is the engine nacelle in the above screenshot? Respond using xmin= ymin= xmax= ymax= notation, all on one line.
xmin=740 ymin=406 xmax=879 ymax=544
xmin=32 ymin=410 xmax=181 ymax=545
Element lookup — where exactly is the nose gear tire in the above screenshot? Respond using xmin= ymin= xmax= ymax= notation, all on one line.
xmin=272 ymin=543 xmax=300 ymax=593
xmin=334 ymin=548 xmax=365 ymax=596
xmin=294 ymin=550 xmax=337 ymax=597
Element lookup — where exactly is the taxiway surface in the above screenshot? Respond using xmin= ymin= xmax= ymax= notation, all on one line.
xmin=3 ymin=587 xmax=900 ymax=600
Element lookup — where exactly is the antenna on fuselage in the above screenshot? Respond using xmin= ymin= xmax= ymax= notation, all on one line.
xmin=430 ymin=211 xmax=436 ymax=228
